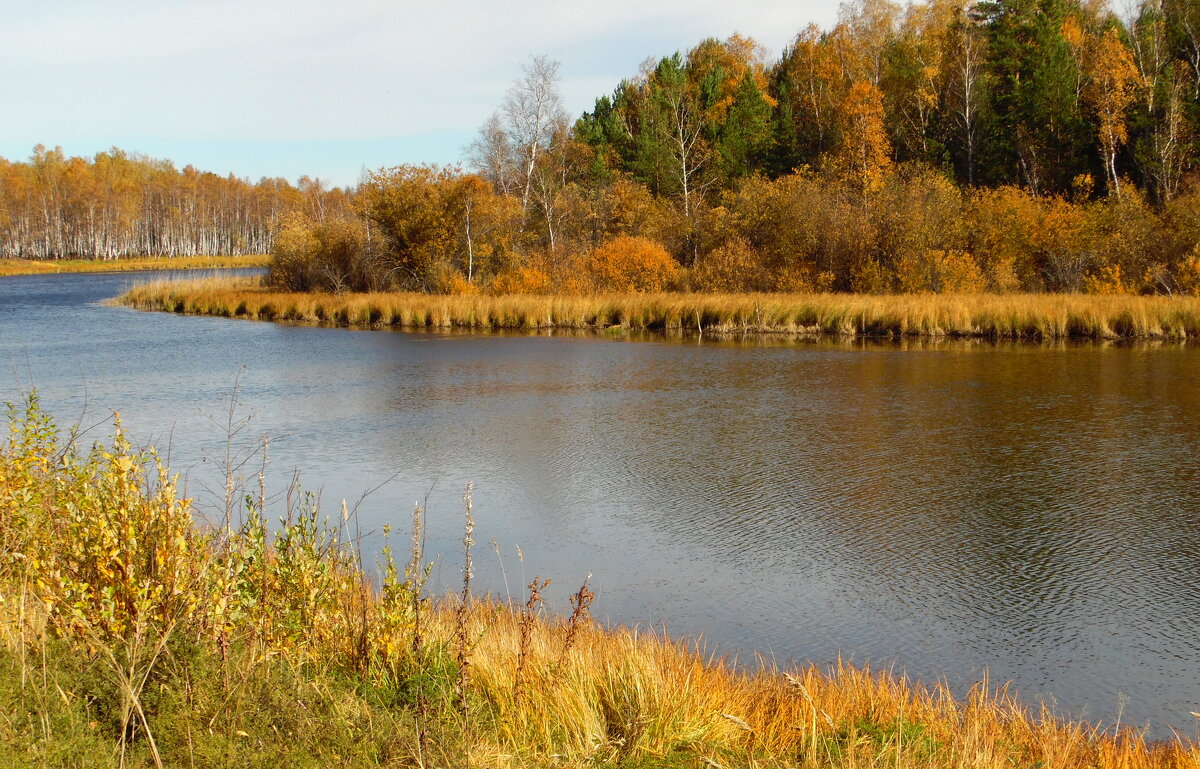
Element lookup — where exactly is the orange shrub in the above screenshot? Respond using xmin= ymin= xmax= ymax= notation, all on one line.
xmin=772 ymin=264 xmax=831 ymax=292
xmin=585 ymin=236 xmax=679 ymax=293
xmin=986 ymin=256 xmax=1022 ymax=293
xmin=443 ymin=272 xmax=480 ymax=295
xmin=874 ymin=168 xmax=968 ymax=275
xmin=488 ymin=266 xmax=552 ymax=295
xmin=1085 ymin=190 xmax=1158 ymax=286
xmin=966 ymin=186 xmax=1044 ymax=291
xmin=723 ymin=173 xmax=825 ymax=284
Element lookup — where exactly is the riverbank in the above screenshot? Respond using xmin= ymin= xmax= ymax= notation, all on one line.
xmin=0 ymin=254 xmax=269 ymax=276
xmin=2 ymin=395 xmax=1194 ymax=769
xmin=114 ymin=276 xmax=1200 ymax=339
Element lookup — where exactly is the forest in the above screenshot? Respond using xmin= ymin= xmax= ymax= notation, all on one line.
xmin=9 ymin=0 xmax=1200 ymax=295
xmin=0 ymin=146 xmax=348 ymax=259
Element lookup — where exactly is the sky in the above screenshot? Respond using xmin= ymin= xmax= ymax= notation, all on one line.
xmin=0 ymin=0 xmax=842 ymax=188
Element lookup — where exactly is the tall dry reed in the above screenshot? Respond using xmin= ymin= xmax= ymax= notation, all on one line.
xmin=116 ymin=276 xmax=1200 ymax=339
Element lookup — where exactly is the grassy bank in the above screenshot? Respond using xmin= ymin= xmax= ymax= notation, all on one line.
xmin=114 ymin=276 xmax=1200 ymax=339
xmin=2 ymin=395 xmax=1197 ymax=768
xmin=0 ymin=254 xmax=269 ymax=276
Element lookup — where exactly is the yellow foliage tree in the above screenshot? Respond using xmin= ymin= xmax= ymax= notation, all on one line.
xmin=1083 ymin=28 xmax=1139 ymax=197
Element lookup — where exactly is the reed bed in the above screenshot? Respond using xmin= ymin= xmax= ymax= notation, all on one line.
xmin=0 ymin=254 xmax=269 ymax=276
xmin=116 ymin=276 xmax=1200 ymax=339
xmin=2 ymin=394 xmax=1197 ymax=768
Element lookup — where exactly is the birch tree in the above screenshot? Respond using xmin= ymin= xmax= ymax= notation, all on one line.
xmin=942 ymin=3 xmax=988 ymax=184
xmin=468 ymin=112 xmax=518 ymax=196
xmin=1083 ymin=27 xmax=1140 ymax=196
xmin=636 ymin=56 xmax=710 ymax=257
xmin=503 ymin=56 xmax=566 ymax=214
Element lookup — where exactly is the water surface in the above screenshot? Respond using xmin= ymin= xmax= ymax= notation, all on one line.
xmin=2 ymin=271 xmax=1199 ymax=737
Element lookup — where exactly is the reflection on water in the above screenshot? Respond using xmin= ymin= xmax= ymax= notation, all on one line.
xmin=3 ymin=271 xmax=1200 ymax=737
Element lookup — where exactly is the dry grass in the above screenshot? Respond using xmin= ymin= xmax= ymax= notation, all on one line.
xmin=437 ymin=605 xmax=1200 ymax=769
xmin=3 ymin=398 xmax=1199 ymax=768
xmin=0 ymin=254 xmax=269 ymax=276
xmin=115 ymin=276 xmax=1200 ymax=339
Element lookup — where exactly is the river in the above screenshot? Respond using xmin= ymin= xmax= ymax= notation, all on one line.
xmin=2 ymin=270 xmax=1199 ymax=738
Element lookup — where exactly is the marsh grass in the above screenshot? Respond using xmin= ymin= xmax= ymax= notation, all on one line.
xmin=116 ymin=276 xmax=1200 ymax=340
xmin=2 ymin=395 xmax=1198 ymax=768
xmin=0 ymin=255 xmax=269 ymax=277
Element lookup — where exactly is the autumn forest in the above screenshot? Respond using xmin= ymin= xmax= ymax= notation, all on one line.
xmin=7 ymin=0 xmax=1200 ymax=296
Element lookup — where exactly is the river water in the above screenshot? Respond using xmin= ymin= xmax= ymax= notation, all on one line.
xmin=2 ymin=270 xmax=1199 ymax=737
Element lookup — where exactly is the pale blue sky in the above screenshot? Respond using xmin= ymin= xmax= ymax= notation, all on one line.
xmin=0 ymin=0 xmax=841 ymax=187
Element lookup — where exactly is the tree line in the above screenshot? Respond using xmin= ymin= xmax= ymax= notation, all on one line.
xmin=0 ymin=146 xmax=350 ymax=259
xmin=273 ymin=0 xmax=1200 ymax=296
xmin=572 ymin=0 xmax=1199 ymax=203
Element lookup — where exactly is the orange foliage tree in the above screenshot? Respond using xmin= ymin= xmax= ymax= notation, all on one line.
xmin=836 ymin=82 xmax=893 ymax=191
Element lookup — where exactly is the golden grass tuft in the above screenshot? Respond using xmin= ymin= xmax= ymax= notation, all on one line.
xmin=115 ymin=276 xmax=1200 ymax=340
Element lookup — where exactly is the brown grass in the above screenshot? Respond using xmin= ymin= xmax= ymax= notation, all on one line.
xmin=0 ymin=254 xmax=269 ymax=276
xmin=115 ymin=276 xmax=1200 ymax=339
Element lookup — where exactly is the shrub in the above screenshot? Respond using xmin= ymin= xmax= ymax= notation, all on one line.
xmin=690 ymin=236 xmax=770 ymax=292
xmin=723 ymin=173 xmax=822 ymax=285
xmin=1084 ymin=264 xmax=1133 ymax=295
xmin=1176 ymin=251 xmax=1200 ymax=295
xmin=267 ymin=214 xmax=374 ymax=293
xmin=896 ymin=250 xmax=986 ymax=293
xmin=875 ymin=168 xmax=967 ymax=278
xmin=488 ymin=267 xmax=552 ymax=295
xmin=966 ymin=186 xmax=1045 ymax=291
xmin=850 ymin=259 xmax=893 ymax=293
xmin=585 ymin=236 xmax=679 ymax=293
xmin=428 ymin=263 xmax=479 ymax=295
